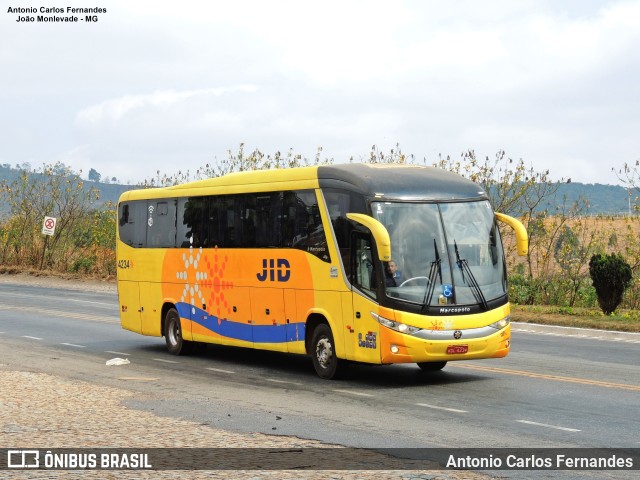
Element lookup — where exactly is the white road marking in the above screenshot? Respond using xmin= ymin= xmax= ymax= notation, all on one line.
xmin=206 ymin=367 xmax=235 ymax=374
xmin=416 ymin=403 xmax=468 ymax=413
xmin=22 ymin=335 xmax=42 ymax=340
xmin=153 ymin=358 xmax=179 ymax=364
xmin=118 ymin=377 xmax=159 ymax=382
xmin=332 ymin=389 xmax=374 ymax=397
xmin=512 ymin=327 xmax=640 ymax=344
xmin=0 ymin=304 xmax=116 ymax=324
xmin=68 ymin=299 xmax=114 ymax=307
xmin=266 ymin=378 xmax=303 ymax=386
xmin=0 ymin=291 xmax=113 ymax=307
xmin=105 ymin=351 xmax=131 ymax=356
xmin=517 ymin=420 xmax=581 ymax=432
xmin=61 ymin=343 xmax=86 ymax=348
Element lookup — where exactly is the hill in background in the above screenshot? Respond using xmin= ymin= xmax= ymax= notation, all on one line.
xmin=549 ymin=182 xmax=633 ymax=215
xmin=0 ymin=164 xmax=131 ymax=216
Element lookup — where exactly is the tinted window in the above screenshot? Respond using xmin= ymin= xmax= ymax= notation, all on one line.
xmin=323 ymin=189 xmax=367 ymax=275
xmin=118 ymin=201 xmax=147 ymax=247
xmin=147 ymin=200 xmax=177 ymax=248
xmin=352 ymin=233 xmax=377 ymax=299
xmin=119 ymin=190 xmax=330 ymax=261
xmin=217 ymin=195 xmax=239 ymax=248
xmin=177 ymin=197 xmax=206 ymax=248
xmin=251 ymin=192 xmax=282 ymax=248
xmin=284 ymin=190 xmax=330 ymax=262
xmin=239 ymin=194 xmax=258 ymax=248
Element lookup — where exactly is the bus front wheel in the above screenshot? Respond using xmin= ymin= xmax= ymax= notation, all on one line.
xmin=164 ymin=307 xmax=191 ymax=355
xmin=417 ymin=361 xmax=447 ymax=371
xmin=311 ymin=324 xmax=343 ymax=379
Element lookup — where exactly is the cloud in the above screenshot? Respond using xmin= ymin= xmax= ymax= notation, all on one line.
xmin=3 ymin=0 xmax=640 ymax=186
xmin=76 ymin=85 xmax=259 ymax=126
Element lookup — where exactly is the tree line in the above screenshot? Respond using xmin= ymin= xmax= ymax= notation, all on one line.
xmin=1 ymin=146 xmax=638 ymax=315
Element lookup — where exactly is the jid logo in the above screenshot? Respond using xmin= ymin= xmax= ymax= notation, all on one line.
xmin=257 ymin=259 xmax=291 ymax=282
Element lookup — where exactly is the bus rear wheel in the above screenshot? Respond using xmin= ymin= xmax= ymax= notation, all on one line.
xmin=165 ymin=307 xmax=191 ymax=355
xmin=417 ymin=361 xmax=447 ymax=371
xmin=311 ymin=323 xmax=343 ymax=379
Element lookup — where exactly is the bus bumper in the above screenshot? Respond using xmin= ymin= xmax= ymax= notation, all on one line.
xmin=380 ymin=324 xmax=511 ymax=364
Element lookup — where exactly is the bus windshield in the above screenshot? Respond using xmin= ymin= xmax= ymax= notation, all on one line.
xmin=371 ymin=200 xmax=506 ymax=310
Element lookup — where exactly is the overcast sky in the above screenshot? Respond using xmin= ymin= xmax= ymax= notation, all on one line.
xmin=1 ymin=0 xmax=639 ymax=185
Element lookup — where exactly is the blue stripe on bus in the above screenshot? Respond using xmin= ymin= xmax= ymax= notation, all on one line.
xmin=178 ymin=303 xmax=306 ymax=344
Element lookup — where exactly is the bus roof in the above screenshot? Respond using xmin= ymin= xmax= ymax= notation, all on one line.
xmin=118 ymin=166 xmax=321 ymax=202
xmin=118 ymin=163 xmax=487 ymax=203
xmin=318 ymin=163 xmax=487 ymax=201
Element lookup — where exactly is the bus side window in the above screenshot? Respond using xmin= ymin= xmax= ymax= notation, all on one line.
xmin=177 ymin=197 xmax=205 ymax=248
xmin=147 ymin=200 xmax=176 ymax=248
xmin=254 ymin=192 xmax=282 ymax=248
xmin=283 ymin=190 xmax=330 ymax=262
xmin=118 ymin=201 xmax=147 ymax=247
xmin=119 ymin=203 xmax=129 ymax=227
xmin=324 ymin=189 xmax=367 ymax=275
xmin=204 ymin=196 xmax=221 ymax=248
xmin=223 ymin=197 xmax=237 ymax=248
xmin=241 ymin=194 xmax=257 ymax=248
xmin=351 ymin=233 xmax=377 ymax=300
xmin=118 ymin=202 xmax=132 ymax=245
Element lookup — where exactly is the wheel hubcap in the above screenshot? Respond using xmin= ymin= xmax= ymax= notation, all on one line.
xmin=169 ymin=320 xmax=180 ymax=345
xmin=316 ymin=337 xmax=333 ymax=369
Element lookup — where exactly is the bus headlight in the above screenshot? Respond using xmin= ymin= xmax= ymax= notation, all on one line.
xmin=489 ymin=316 xmax=510 ymax=330
xmin=371 ymin=312 xmax=421 ymax=335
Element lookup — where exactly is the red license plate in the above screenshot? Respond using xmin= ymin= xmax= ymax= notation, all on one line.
xmin=446 ymin=345 xmax=468 ymax=355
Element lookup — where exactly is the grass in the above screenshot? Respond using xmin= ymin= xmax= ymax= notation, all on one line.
xmin=510 ymin=304 xmax=640 ymax=333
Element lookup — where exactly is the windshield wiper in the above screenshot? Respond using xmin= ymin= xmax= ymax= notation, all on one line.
xmin=454 ymin=240 xmax=488 ymax=311
xmin=422 ymin=239 xmax=442 ymax=308
xmin=434 ymin=238 xmax=443 ymax=284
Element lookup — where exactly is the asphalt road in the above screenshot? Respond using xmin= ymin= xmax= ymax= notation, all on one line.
xmin=1 ymin=282 xmax=639 ymax=478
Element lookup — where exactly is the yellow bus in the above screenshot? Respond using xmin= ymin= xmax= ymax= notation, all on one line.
xmin=116 ymin=164 xmax=528 ymax=379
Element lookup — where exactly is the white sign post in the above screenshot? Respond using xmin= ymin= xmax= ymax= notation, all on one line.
xmin=42 ymin=216 xmax=57 ymax=236
xmin=40 ymin=216 xmax=57 ymax=270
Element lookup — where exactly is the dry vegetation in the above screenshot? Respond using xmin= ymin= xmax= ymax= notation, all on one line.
xmin=2 ymin=152 xmax=639 ymax=332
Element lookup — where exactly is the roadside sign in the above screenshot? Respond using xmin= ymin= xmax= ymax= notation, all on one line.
xmin=42 ymin=216 xmax=57 ymax=236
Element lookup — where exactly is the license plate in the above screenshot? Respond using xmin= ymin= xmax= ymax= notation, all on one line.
xmin=446 ymin=345 xmax=468 ymax=354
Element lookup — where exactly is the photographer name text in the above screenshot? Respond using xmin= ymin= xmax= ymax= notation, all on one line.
xmin=7 ymin=6 xmax=107 ymax=23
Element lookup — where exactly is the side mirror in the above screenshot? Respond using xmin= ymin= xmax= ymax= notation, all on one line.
xmin=495 ymin=212 xmax=528 ymax=256
xmin=346 ymin=213 xmax=392 ymax=262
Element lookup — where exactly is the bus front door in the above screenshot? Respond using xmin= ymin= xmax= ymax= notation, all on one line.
xmin=350 ymin=232 xmax=382 ymax=363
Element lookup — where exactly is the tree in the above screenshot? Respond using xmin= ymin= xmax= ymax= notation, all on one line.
xmin=141 ymin=143 xmax=333 ymax=188
xmin=588 ymin=253 xmax=633 ymax=315
xmin=88 ymin=168 xmax=101 ymax=183
xmin=0 ymin=162 xmax=101 ymax=270
xmin=431 ymin=149 xmax=566 ymax=215
xmin=553 ymin=218 xmax=605 ymax=307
